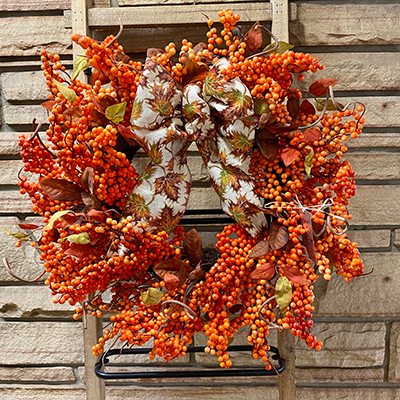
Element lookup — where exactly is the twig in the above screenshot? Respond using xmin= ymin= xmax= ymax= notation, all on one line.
xmin=161 ymin=299 xmax=197 ymax=321
xmin=258 ymin=296 xmax=283 ymax=330
xmin=106 ymin=18 xmax=123 ymax=48
xmin=246 ymin=25 xmax=279 ymax=59
xmin=28 ymin=119 xmax=57 ymax=159
xmin=3 ymin=257 xmax=45 ymax=283
xmin=329 ymin=86 xmax=351 ymax=112
xmin=298 ymin=91 xmax=330 ymax=130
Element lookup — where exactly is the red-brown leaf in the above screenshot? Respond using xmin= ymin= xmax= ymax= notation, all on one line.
xmin=147 ymin=48 xmax=164 ymax=58
xmin=257 ymin=113 xmax=275 ymax=130
xmin=256 ymin=138 xmax=279 ymax=161
xmin=99 ymin=95 xmax=117 ymax=112
xmin=303 ymin=128 xmax=322 ymax=144
xmin=39 ymin=178 xmax=85 ymax=202
xmin=269 ymin=219 xmax=289 ymax=250
xmin=250 ymin=262 xmax=275 ymax=280
xmin=59 ymin=213 xmax=80 ymax=230
xmin=283 ymin=266 xmax=309 ymax=285
xmin=16 ymin=223 xmax=40 ymax=230
xmin=87 ymin=209 xmax=108 ymax=223
xmin=181 ymin=59 xmax=209 ymax=87
xmin=164 ymin=272 xmax=180 ymax=291
xmin=246 ymin=21 xmax=262 ymax=52
xmin=299 ymin=209 xmax=318 ymax=264
xmin=153 ymin=259 xmax=192 ymax=286
xmin=115 ymin=50 xmax=132 ymax=64
xmin=183 ymin=229 xmax=203 ymax=266
xmin=63 ymin=106 xmax=82 ymax=123
xmin=287 ymin=97 xmax=300 ymax=121
xmin=81 ymin=167 xmax=94 ymax=194
xmin=281 ymin=147 xmax=300 ymax=166
xmin=300 ymin=99 xmax=316 ymax=115
xmin=64 ymin=243 xmax=94 ymax=258
xmin=91 ymin=64 xmax=110 ymax=86
xmin=81 ymin=192 xmax=101 ymax=211
xmin=249 ymin=240 xmax=270 ymax=259
xmin=309 ymin=78 xmax=338 ymax=96
xmin=41 ymin=100 xmax=56 ymax=111
xmin=187 ymin=263 xmax=205 ymax=280
xmin=229 ymin=304 xmax=243 ymax=314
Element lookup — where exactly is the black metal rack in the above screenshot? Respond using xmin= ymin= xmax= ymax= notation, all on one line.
xmin=95 ymin=345 xmax=285 ymax=380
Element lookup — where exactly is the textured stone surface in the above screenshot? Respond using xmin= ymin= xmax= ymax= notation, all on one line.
xmin=0 ymin=17 xmax=72 ymax=57
xmin=0 ymin=322 xmax=84 ymax=364
xmin=389 ymin=322 xmax=400 ymax=382
xmin=296 ymin=367 xmax=383 ymax=383
xmin=0 ymin=132 xmax=22 ymax=156
xmin=290 ymin=4 xmax=400 ymax=46
xmin=344 ymin=153 xmax=400 ymax=180
xmin=0 ymin=387 xmax=85 ymax=400
xmin=3 ymin=105 xmax=47 ymax=126
xmin=303 ymin=52 xmax=400 ymax=91
xmin=0 ymin=366 xmax=75 ymax=382
xmin=394 ymin=230 xmax=400 ymax=247
xmin=348 ymin=133 xmax=400 ymax=149
xmin=0 ymin=191 xmax=32 ymax=213
xmin=0 ymin=217 xmax=43 ymax=282
xmin=0 ymin=160 xmax=34 ymax=185
xmin=0 ymin=0 xmax=71 ymax=11
xmin=315 ymin=253 xmax=400 ymax=317
xmin=297 ymin=388 xmax=400 ymax=400
xmin=346 ymin=229 xmax=390 ymax=249
xmin=2 ymin=72 xmax=48 ymax=102
xmin=296 ymin=322 xmax=386 ymax=368
xmin=106 ymin=386 xmax=279 ymax=400
xmin=0 ymin=286 xmax=73 ymax=318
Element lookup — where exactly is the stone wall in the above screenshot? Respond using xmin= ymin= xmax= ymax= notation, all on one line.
xmin=0 ymin=0 xmax=399 ymax=398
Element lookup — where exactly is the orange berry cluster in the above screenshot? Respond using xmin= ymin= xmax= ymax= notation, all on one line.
xmin=12 ymin=9 xmax=367 ymax=371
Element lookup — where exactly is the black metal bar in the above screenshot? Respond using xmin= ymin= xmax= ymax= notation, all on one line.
xmin=95 ymin=345 xmax=285 ymax=380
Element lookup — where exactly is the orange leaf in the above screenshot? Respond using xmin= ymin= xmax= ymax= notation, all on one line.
xmin=303 ymin=128 xmax=322 ymax=144
xmin=300 ymin=99 xmax=315 ymax=115
xmin=250 ymin=262 xmax=275 ymax=280
xmin=309 ymin=78 xmax=338 ymax=96
xmin=283 ymin=266 xmax=309 ymax=285
xmin=281 ymin=147 xmax=300 ymax=166
xmin=249 ymin=240 xmax=270 ymax=259
xmin=246 ymin=21 xmax=263 ymax=52
xmin=164 ymin=272 xmax=180 ymax=291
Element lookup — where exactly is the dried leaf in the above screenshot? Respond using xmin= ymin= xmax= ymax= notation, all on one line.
xmin=192 ymin=42 xmax=208 ymax=55
xmin=141 ymin=287 xmax=163 ymax=306
xmin=183 ymin=229 xmax=203 ymax=266
xmin=250 ymin=262 xmax=275 ymax=280
xmin=281 ymin=147 xmax=300 ymax=166
xmin=246 ymin=21 xmax=263 ymax=52
xmin=64 ymin=243 xmax=94 ymax=258
xmin=263 ymin=41 xmax=294 ymax=54
xmin=115 ymin=51 xmax=132 ymax=64
xmin=300 ymin=99 xmax=316 ymax=115
xmin=72 ymin=53 xmax=90 ymax=81
xmin=256 ymin=138 xmax=279 ymax=161
xmin=41 ymin=100 xmax=56 ymax=111
xmin=2 ymin=228 xmax=30 ymax=241
xmin=275 ymin=276 xmax=292 ymax=313
xmin=229 ymin=304 xmax=242 ymax=314
xmin=59 ymin=213 xmax=80 ymax=230
xmin=164 ymin=272 xmax=180 ymax=291
xmin=266 ymin=122 xmax=298 ymax=134
xmin=309 ymin=78 xmax=338 ymax=97
xmin=153 ymin=259 xmax=192 ymax=286
xmin=99 ymin=95 xmax=117 ymax=111
xmin=254 ymin=98 xmax=270 ymax=115
xmin=315 ymin=98 xmax=344 ymax=112
xmin=105 ymin=102 xmax=127 ymax=124
xmin=64 ymin=232 xmax=90 ymax=245
xmin=227 ymin=336 xmax=234 ymax=347
xmin=181 ymin=59 xmax=209 ymax=87
xmin=39 ymin=178 xmax=85 ymax=202
xmin=63 ymin=106 xmax=82 ymax=123
xmin=91 ymin=64 xmax=110 ymax=86
xmin=87 ymin=209 xmax=108 ymax=223
xmin=16 ymin=223 xmax=40 ymax=230
xmin=299 ymin=209 xmax=318 ymax=264
xmin=304 ymin=145 xmax=314 ymax=175
xmin=287 ymin=97 xmax=300 ymax=121
xmin=53 ymin=80 xmax=77 ymax=104
xmin=81 ymin=167 xmax=94 ymax=194
xmin=81 ymin=192 xmax=101 ymax=211
xmin=258 ymin=112 xmax=274 ymax=130
xmin=283 ymin=267 xmax=309 ymax=286
xmin=269 ymin=220 xmax=289 ymax=250
xmin=303 ymin=128 xmax=322 ymax=144
xmin=187 ymin=263 xmax=205 ymax=280
xmin=47 ymin=210 xmax=75 ymax=229
xmin=249 ymin=240 xmax=270 ymax=259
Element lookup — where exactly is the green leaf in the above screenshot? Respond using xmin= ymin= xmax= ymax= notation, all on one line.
xmin=304 ymin=145 xmax=314 ymax=175
xmin=315 ymin=98 xmax=343 ymax=112
xmin=105 ymin=102 xmax=127 ymax=124
xmin=47 ymin=210 xmax=74 ymax=229
xmin=253 ymin=98 xmax=270 ymax=115
xmin=141 ymin=288 xmax=163 ymax=306
xmin=53 ymin=80 xmax=77 ymax=104
xmin=275 ymin=276 xmax=292 ymax=313
xmin=263 ymin=41 xmax=294 ymax=54
xmin=72 ymin=53 xmax=90 ymax=81
xmin=2 ymin=227 xmax=31 ymax=241
xmin=64 ymin=232 xmax=90 ymax=245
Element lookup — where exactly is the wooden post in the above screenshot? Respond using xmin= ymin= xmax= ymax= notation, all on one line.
xmin=278 ymin=329 xmax=296 ymax=400
xmin=271 ymin=1 xmax=296 ymax=398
